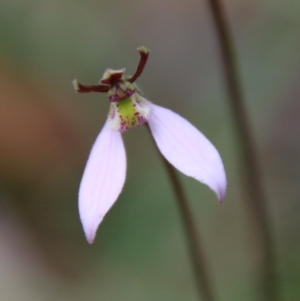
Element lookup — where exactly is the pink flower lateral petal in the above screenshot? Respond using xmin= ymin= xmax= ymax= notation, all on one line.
xmin=148 ymin=104 xmax=227 ymax=202
xmin=79 ymin=125 xmax=126 ymax=243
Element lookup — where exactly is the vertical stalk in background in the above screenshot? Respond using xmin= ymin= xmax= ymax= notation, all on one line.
xmin=204 ymin=0 xmax=280 ymax=300
xmin=145 ymin=124 xmax=217 ymax=301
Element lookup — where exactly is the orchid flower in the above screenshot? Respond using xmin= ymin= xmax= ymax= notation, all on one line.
xmin=73 ymin=46 xmax=226 ymax=243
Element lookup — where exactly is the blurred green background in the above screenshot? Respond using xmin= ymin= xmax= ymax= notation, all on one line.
xmin=0 ymin=0 xmax=299 ymax=300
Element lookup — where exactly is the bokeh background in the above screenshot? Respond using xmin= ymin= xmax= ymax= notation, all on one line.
xmin=0 ymin=0 xmax=299 ymax=300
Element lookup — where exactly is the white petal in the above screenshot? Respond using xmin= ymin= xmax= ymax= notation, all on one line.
xmin=148 ymin=104 xmax=226 ymax=201
xmin=79 ymin=125 xmax=126 ymax=243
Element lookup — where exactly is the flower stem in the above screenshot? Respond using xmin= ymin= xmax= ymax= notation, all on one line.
xmin=205 ymin=0 xmax=280 ymax=300
xmin=145 ymin=124 xmax=217 ymax=301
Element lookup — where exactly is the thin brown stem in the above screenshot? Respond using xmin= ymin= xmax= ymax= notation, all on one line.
xmin=72 ymin=79 xmax=109 ymax=93
xmin=127 ymin=46 xmax=149 ymax=83
xmin=205 ymin=0 xmax=280 ymax=300
xmin=146 ymin=124 xmax=217 ymax=301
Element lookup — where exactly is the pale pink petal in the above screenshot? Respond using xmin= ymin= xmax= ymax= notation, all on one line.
xmin=79 ymin=125 xmax=126 ymax=243
xmin=148 ymin=104 xmax=226 ymax=201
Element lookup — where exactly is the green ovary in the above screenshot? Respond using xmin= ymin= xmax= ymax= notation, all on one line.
xmin=118 ymin=97 xmax=136 ymax=119
xmin=114 ymin=97 xmax=147 ymax=132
